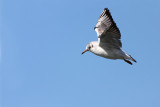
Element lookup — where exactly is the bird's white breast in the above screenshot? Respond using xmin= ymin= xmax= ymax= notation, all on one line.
xmin=90 ymin=45 xmax=124 ymax=59
xmin=91 ymin=46 xmax=110 ymax=58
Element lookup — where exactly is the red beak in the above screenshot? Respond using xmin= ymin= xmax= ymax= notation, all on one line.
xmin=81 ymin=49 xmax=88 ymax=54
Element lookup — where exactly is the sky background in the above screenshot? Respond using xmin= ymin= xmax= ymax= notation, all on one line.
xmin=1 ymin=0 xmax=160 ymax=107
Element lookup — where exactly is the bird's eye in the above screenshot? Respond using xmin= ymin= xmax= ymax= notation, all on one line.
xmin=91 ymin=45 xmax=93 ymax=47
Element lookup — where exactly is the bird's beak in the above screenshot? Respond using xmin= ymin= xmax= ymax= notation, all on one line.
xmin=81 ymin=49 xmax=88 ymax=54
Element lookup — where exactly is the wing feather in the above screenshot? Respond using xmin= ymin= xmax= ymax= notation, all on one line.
xmin=94 ymin=8 xmax=122 ymax=48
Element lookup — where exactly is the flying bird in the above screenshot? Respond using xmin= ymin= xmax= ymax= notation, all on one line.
xmin=82 ymin=8 xmax=136 ymax=65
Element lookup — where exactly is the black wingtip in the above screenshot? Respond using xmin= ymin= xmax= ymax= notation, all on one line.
xmin=104 ymin=8 xmax=109 ymax=11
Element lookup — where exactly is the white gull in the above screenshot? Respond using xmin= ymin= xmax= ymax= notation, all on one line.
xmin=82 ymin=8 xmax=136 ymax=65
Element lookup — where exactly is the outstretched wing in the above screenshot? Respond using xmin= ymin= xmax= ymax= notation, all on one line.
xmin=94 ymin=8 xmax=122 ymax=48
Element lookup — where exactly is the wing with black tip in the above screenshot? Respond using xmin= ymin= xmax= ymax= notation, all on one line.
xmin=94 ymin=8 xmax=122 ymax=48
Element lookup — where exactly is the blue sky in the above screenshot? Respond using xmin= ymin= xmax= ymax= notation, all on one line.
xmin=1 ymin=0 xmax=160 ymax=107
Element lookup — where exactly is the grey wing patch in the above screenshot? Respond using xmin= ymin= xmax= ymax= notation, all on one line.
xmin=100 ymin=32 xmax=122 ymax=48
xmin=94 ymin=8 xmax=122 ymax=48
xmin=94 ymin=8 xmax=112 ymax=36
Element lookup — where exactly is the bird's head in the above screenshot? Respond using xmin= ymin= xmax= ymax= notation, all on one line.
xmin=81 ymin=42 xmax=94 ymax=54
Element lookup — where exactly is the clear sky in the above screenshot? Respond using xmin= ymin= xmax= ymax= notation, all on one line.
xmin=1 ymin=0 xmax=160 ymax=107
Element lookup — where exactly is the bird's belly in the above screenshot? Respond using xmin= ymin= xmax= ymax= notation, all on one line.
xmin=95 ymin=52 xmax=116 ymax=59
xmin=92 ymin=48 xmax=123 ymax=59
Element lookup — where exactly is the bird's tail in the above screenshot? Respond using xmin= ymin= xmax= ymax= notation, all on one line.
xmin=122 ymin=50 xmax=137 ymax=65
xmin=129 ymin=55 xmax=137 ymax=63
xmin=123 ymin=53 xmax=137 ymax=65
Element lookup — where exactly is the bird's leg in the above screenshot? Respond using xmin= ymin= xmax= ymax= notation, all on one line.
xmin=123 ymin=58 xmax=132 ymax=65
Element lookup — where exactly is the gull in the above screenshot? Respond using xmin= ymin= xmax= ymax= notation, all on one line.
xmin=82 ymin=8 xmax=136 ymax=65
